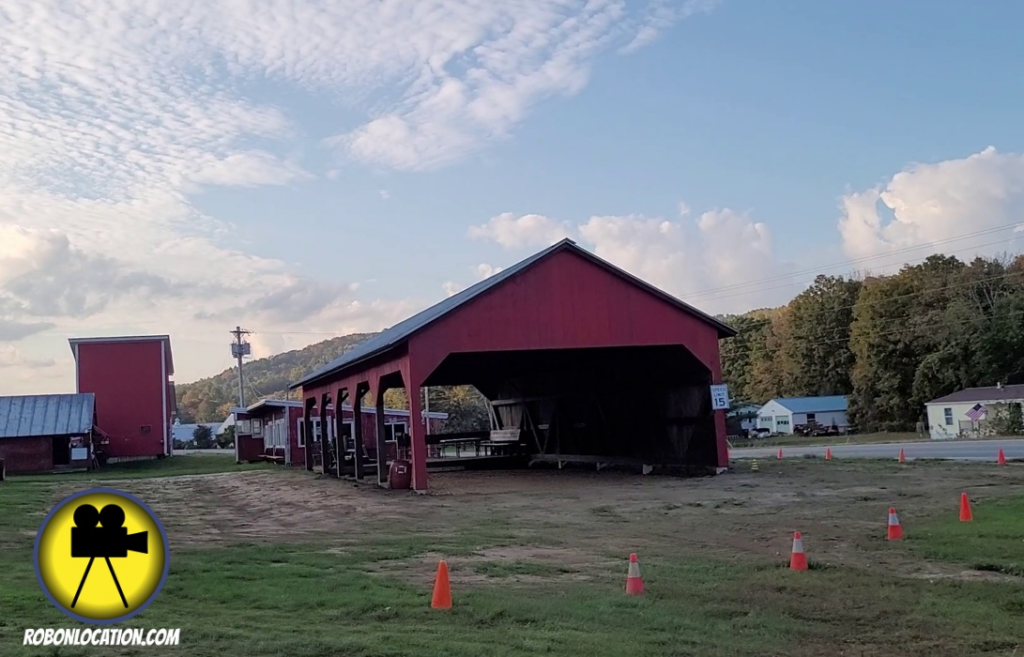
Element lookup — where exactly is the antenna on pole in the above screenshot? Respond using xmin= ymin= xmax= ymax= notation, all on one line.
xmin=230 ymin=326 xmax=252 ymax=409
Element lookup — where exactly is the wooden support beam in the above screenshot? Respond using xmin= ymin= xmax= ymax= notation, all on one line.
xmin=334 ymin=388 xmax=350 ymax=479
xmin=352 ymin=383 xmax=368 ymax=481
xmin=303 ymin=397 xmax=315 ymax=472
xmin=319 ymin=392 xmax=330 ymax=476
xmin=491 ymin=396 xmax=555 ymax=406
xmin=528 ymin=454 xmax=655 ymax=467
xmin=374 ymin=381 xmax=388 ymax=487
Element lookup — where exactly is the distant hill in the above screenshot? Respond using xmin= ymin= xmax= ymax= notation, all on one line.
xmin=174 ymin=333 xmax=489 ymax=432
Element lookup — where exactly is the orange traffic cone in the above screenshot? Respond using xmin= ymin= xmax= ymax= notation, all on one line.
xmin=887 ymin=507 xmax=903 ymax=540
xmin=959 ymin=493 xmax=973 ymax=522
xmin=898 ymin=449 xmax=906 ymax=463
xmin=997 ymin=448 xmax=1007 ymax=465
xmin=777 ymin=448 xmax=783 ymax=460
xmin=625 ymin=553 xmax=644 ymax=596
xmin=431 ymin=560 xmax=452 ymax=609
xmin=789 ymin=532 xmax=808 ymax=571
xmin=825 ymin=448 xmax=833 ymax=461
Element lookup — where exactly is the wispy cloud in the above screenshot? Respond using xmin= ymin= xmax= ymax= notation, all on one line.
xmin=621 ymin=0 xmax=721 ymax=54
xmin=0 ymin=0 xmax=714 ymax=391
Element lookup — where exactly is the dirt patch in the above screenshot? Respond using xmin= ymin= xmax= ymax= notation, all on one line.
xmin=366 ymin=545 xmax=616 ymax=586
xmin=46 ymin=460 xmax=1024 ymax=573
xmin=50 ymin=470 xmax=417 ymax=546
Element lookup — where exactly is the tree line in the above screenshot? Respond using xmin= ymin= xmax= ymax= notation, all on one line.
xmin=718 ymin=253 xmax=1024 ymax=431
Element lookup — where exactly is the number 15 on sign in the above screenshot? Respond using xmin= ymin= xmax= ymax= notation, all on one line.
xmin=710 ymin=384 xmax=730 ymax=410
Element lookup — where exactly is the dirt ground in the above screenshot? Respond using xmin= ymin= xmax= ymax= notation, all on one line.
xmin=48 ymin=459 xmax=1024 ymax=590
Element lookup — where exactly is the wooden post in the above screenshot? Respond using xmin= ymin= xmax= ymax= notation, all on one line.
xmin=303 ymin=397 xmax=315 ymax=471
xmin=352 ymin=383 xmax=368 ymax=482
xmin=406 ymin=383 xmax=428 ymax=493
xmin=334 ymin=388 xmax=354 ymax=479
xmin=347 ymin=388 xmax=365 ymax=480
xmin=320 ymin=393 xmax=331 ymax=475
xmin=374 ymin=379 xmax=389 ymax=488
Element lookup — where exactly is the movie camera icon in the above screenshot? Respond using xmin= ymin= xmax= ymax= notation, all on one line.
xmin=70 ymin=503 xmax=148 ymax=609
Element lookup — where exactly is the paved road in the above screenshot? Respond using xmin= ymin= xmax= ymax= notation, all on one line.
xmin=173 ymin=449 xmax=234 ymax=456
xmin=731 ymin=438 xmax=1024 ymax=462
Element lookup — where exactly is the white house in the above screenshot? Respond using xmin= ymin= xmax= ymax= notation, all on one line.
xmin=924 ymin=384 xmax=1024 ymax=440
xmin=756 ymin=396 xmax=849 ymax=435
xmin=727 ymin=405 xmax=761 ymax=433
xmin=171 ymin=419 xmax=225 ymax=448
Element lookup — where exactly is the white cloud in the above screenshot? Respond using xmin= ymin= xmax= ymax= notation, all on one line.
xmin=475 ymin=263 xmax=503 ymax=279
xmin=441 ymin=262 xmax=504 ymax=298
xmin=463 ymin=148 xmax=1024 ymax=317
xmin=379 ymin=189 xmax=391 ymax=201
xmin=838 ymin=147 xmax=1024 ymax=266
xmin=0 ymin=344 xmax=55 ymax=370
xmin=0 ymin=0 xmax=701 ymax=392
xmin=466 ymin=209 xmax=793 ymax=314
xmin=468 ymin=212 xmax=574 ymax=248
xmin=316 ymin=1 xmax=709 ymax=170
xmin=621 ymin=0 xmax=721 ymax=54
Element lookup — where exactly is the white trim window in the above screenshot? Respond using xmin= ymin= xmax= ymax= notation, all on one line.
xmin=296 ymin=419 xmax=305 ymax=447
xmin=386 ymin=421 xmax=407 ymax=442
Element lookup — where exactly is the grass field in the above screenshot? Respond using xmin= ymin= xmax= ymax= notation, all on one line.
xmin=729 ymin=431 xmax=929 ymax=448
xmin=2 ymin=455 xmax=1023 ymax=656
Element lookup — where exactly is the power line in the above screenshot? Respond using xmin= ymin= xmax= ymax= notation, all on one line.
xmin=683 ymin=220 xmax=1024 ymax=301
xmin=722 ymin=259 xmax=1024 ymax=338
xmin=687 ymin=236 xmax=1021 ymax=306
xmin=717 ymin=286 xmax=1024 ymax=364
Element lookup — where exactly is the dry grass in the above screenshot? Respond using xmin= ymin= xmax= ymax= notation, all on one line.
xmin=2 ymin=456 xmax=1024 ymax=656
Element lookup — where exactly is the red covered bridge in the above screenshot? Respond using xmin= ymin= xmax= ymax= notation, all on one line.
xmin=289 ymin=238 xmax=736 ymax=492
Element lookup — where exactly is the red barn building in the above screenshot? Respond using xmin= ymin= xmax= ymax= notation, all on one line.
xmin=232 ymin=398 xmax=447 ymax=466
xmin=69 ymin=335 xmax=175 ymax=462
xmin=290 ymin=239 xmax=736 ymax=493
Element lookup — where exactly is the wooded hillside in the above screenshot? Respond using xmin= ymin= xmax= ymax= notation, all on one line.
xmin=719 ymin=253 xmax=1024 ymax=431
xmin=174 ymin=333 xmax=490 ymax=432
xmin=176 ymin=251 xmax=1024 ymax=435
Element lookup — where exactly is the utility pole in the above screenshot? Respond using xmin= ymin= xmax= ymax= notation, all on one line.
xmin=229 ymin=326 xmax=252 ymax=409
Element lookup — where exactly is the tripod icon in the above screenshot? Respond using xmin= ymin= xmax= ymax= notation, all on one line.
xmin=69 ymin=503 xmax=149 ymax=609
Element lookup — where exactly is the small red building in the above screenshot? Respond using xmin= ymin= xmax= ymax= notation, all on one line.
xmin=69 ymin=335 xmax=175 ymax=462
xmin=232 ymin=398 xmax=448 ymax=465
xmin=0 ymin=393 xmax=99 ymax=474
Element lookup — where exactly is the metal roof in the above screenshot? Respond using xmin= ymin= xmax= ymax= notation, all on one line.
xmin=770 ymin=396 xmax=849 ymax=414
xmin=290 ymin=239 xmax=737 ymax=389
xmin=926 ymin=385 xmax=1024 ymax=405
xmin=0 ymin=393 xmax=96 ymax=439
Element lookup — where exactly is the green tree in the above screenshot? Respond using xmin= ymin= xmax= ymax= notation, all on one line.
xmin=780 ymin=274 xmax=861 ymax=397
xmin=719 ymin=313 xmax=769 ymax=403
xmin=192 ymin=424 xmax=215 ymax=449
xmin=217 ymin=425 xmax=235 ymax=449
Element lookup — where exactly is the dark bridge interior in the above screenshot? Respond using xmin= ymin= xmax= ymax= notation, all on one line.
xmin=424 ymin=345 xmax=718 ymax=468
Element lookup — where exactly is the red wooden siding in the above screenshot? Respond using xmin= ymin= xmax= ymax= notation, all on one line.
xmin=409 ymin=248 xmax=723 ymax=379
xmin=247 ymin=404 xmax=442 ymax=466
xmin=76 ymin=340 xmax=170 ymax=459
xmin=406 ymin=248 xmax=728 ymax=469
xmin=0 ymin=437 xmax=52 ymax=473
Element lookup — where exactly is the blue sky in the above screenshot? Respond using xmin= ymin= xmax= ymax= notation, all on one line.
xmin=196 ymin=0 xmax=1024 ymax=290
xmin=2 ymin=0 xmax=1024 ymax=392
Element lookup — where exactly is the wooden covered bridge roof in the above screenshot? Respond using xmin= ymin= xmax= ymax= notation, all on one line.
xmin=290 ymin=239 xmax=736 ymax=390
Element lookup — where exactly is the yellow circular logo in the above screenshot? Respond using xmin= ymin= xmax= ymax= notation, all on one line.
xmin=34 ymin=488 xmax=169 ymax=625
